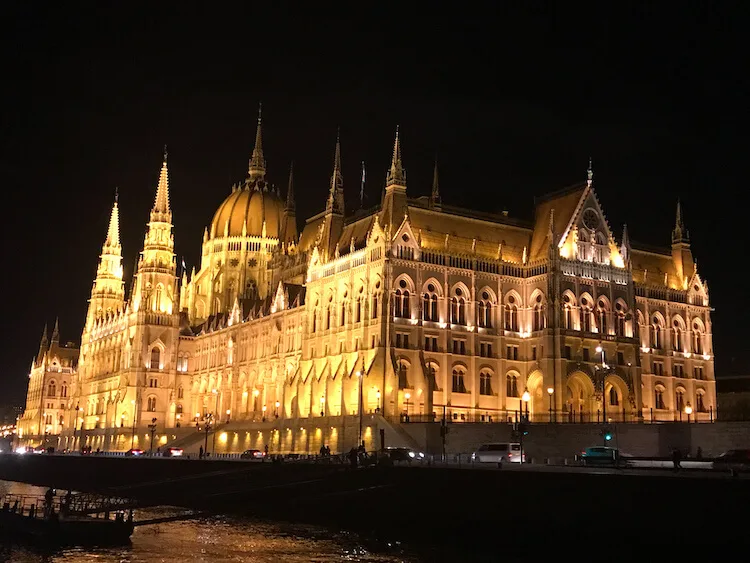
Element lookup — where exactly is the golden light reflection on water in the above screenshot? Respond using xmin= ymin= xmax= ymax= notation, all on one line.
xmin=0 ymin=481 xmax=417 ymax=563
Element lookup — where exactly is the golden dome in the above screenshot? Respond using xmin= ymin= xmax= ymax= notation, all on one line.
xmin=210 ymin=187 xmax=284 ymax=239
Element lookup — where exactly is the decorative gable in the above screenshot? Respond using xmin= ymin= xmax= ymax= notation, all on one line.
xmin=391 ymin=215 xmax=421 ymax=260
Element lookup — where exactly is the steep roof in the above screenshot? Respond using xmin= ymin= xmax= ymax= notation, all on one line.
xmin=530 ymin=184 xmax=587 ymax=260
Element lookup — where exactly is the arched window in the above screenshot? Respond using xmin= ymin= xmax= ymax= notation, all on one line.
xmin=326 ymin=296 xmax=333 ymax=329
xmin=597 ymin=299 xmax=610 ymax=335
xmin=654 ymin=386 xmax=666 ymax=410
xmin=47 ymin=381 xmax=56 ymax=397
xmin=176 ymin=403 xmax=183 ymax=415
xmin=696 ymin=390 xmax=706 ymax=412
xmin=651 ymin=315 xmax=663 ymax=349
xmin=692 ymin=321 xmax=704 ymax=355
xmin=356 ymin=287 xmax=364 ymax=323
xmin=594 ymin=232 xmax=609 ymax=264
xmin=609 ymin=387 xmax=619 ymax=406
xmin=480 ymin=371 xmax=493 ymax=396
xmin=504 ymin=295 xmax=519 ymax=332
xmin=477 ymin=290 xmax=494 ymax=328
xmin=450 ymin=287 xmax=467 ymax=325
xmin=397 ymin=361 xmax=409 ymax=389
xmin=312 ymin=300 xmax=319 ymax=332
xmin=147 ymin=396 xmax=157 ymax=412
xmin=155 ymin=284 xmax=163 ymax=312
xmin=577 ymin=228 xmax=589 ymax=261
xmin=452 ymin=368 xmax=467 ymax=393
xmin=150 ymin=347 xmax=161 ymax=369
xmin=506 ymin=374 xmax=519 ymax=398
xmin=562 ymin=293 xmax=576 ymax=330
xmin=532 ymin=293 xmax=545 ymax=332
xmin=61 ymin=384 xmax=68 ymax=398
xmin=672 ymin=319 xmax=684 ymax=352
xmin=394 ymin=281 xmax=410 ymax=318
xmin=372 ymin=281 xmax=381 ymax=320
xmin=423 ymin=283 xmax=439 ymax=322
xmin=340 ymin=297 xmax=347 ymax=326
xmin=675 ymin=389 xmax=685 ymax=412
xmin=614 ymin=302 xmax=627 ymax=336
xmin=580 ymin=296 xmax=593 ymax=332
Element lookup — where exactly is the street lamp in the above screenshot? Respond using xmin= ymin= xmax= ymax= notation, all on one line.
xmin=262 ymin=405 xmax=267 ymax=421
xmin=74 ymin=403 xmax=80 ymax=449
xmin=148 ymin=418 xmax=157 ymax=455
xmin=375 ymin=389 xmax=381 ymax=412
xmin=176 ymin=413 xmax=181 ymax=428
xmin=547 ymin=387 xmax=554 ymax=423
xmin=226 ymin=409 xmax=231 ymax=424
xmin=120 ymin=414 xmax=125 ymax=428
xmin=203 ymin=413 xmax=212 ymax=457
xmin=404 ymin=392 xmax=411 ymax=417
xmin=596 ymin=345 xmax=607 ymax=421
xmin=521 ymin=388 xmax=530 ymax=421
xmin=274 ymin=401 xmax=280 ymax=418
xmin=685 ymin=402 xmax=693 ymax=423
xmin=356 ymin=368 xmax=364 ymax=446
xmin=319 ymin=396 xmax=325 ymax=417
xmin=130 ymin=399 xmax=137 ymax=450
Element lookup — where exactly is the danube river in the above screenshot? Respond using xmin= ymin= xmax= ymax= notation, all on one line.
xmin=0 ymin=481 xmax=469 ymax=563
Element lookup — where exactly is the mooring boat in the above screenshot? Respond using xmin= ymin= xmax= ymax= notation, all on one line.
xmin=0 ymin=492 xmax=134 ymax=545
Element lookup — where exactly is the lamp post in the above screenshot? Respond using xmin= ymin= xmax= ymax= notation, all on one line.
xmin=176 ymin=413 xmax=181 ymax=428
xmin=375 ymin=389 xmax=381 ymax=413
xmin=596 ymin=345 xmax=607 ymax=421
xmin=226 ymin=409 xmax=231 ymax=424
xmin=356 ymin=368 xmax=363 ymax=447
xmin=203 ymin=413 xmax=212 ymax=457
xmin=274 ymin=401 xmax=280 ymax=418
xmin=148 ymin=418 xmax=157 ymax=455
xmin=547 ymin=387 xmax=554 ymax=423
xmin=74 ymin=404 xmax=80 ymax=449
xmin=130 ymin=400 xmax=137 ymax=450
xmin=319 ymin=396 xmax=325 ymax=417
xmin=685 ymin=403 xmax=693 ymax=423
xmin=404 ymin=392 xmax=411 ymax=418
xmin=521 ymin=388 xmax=530 ymax=422
xmin=262 ymin=405 xmax=267 ymax=421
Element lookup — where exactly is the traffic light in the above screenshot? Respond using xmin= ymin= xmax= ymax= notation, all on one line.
xmin=518 ymin=423 xmax=529 ymax=436
xmin=601 ymin=427 xmax=613 ymax=442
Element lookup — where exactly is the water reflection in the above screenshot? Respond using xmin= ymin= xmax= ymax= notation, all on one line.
xmin=0 ymin=481 xmax=421 ymax=562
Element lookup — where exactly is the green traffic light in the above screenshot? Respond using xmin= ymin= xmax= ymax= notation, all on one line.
xmin=604 ymin=433 xmax=612 ymax=441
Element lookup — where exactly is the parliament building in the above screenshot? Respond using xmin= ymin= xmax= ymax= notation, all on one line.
xmin=18 ymin=115 xmax=717 ymax=453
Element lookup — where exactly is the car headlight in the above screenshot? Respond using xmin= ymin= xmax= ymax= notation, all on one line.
xmin=408 ymin=451 xmax=416 ymax=458
xmin=419 ymin=452 xmax=425 ymax=458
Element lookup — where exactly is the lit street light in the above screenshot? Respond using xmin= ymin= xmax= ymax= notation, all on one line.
xmin=319 ymin=396 xmax=325 ymax=417
xmin=275 ymin=401 xmax=280 ymax=418
xmin=130 ymin=399 xmax=137 ymax=450
xmin=226 ymin=409 xmax=231 ymax=424
xmin=685 ymin=402 xmax=693 ymax=423
xmin=547 ymin=386 xmax=554 ymax=422
xmin=521 ymin=388 xmax=530 ymax=421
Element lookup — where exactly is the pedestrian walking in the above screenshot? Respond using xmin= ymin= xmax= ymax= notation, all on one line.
xmin=672 ymin=448 xmax=682 ymax=472
xmin=199 ymin=445 xmax=204 ymax=459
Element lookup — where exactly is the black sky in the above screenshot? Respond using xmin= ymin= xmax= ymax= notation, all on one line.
xmin=1 ymin=4 xmax=747 ymax=406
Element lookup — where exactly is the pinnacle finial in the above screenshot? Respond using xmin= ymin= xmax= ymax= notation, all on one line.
xmin=586 ymin=156 xmax=593 ymax=187
xmin=431 ymin=156 xmax=440 ymax=205
xmin=286 ymin=161 xmax=295 ymax=212
xmin=51 ymin=317 xmax=60 ymax=343
xmin=327 ymin=129 xmax=344 ymax=213
xmin=105 ymin=191 xmax=121 ymax=248
xmin=360 ymin=160 xmax=366 ymax=208
xmin=248 ymin=103 xmax=266 ymax=180
xmin=386 ymin=125 xmax=406 ymax=187
xmin=672 ymin=199 xmax=689 ymax=243
xmin=114 ymin=186 xmax=118 ymax=203
xmin=153 ymin=148 xmax=170 ymax=213
xmin=163 ymin=144 xmax=168 ymax=162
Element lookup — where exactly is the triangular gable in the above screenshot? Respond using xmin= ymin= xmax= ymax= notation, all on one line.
xmin=271 ymin=281 xmax=285 ymax=314
xmin=530 ymin=185 xmax=586 ymax=260
xmin=557 ymin=185 xmax=617 ymax=250
xmin=366 ymin=214 xmax=387 ymax=248
xmin=391 ymin=214 xmax=421 ymax=258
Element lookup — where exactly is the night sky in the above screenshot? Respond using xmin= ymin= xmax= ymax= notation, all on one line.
xmin=1 ymin=5 xmax=746 ymax=407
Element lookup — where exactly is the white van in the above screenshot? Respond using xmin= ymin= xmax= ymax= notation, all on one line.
xmin=471 ymin=443 xmax=524 ymax=466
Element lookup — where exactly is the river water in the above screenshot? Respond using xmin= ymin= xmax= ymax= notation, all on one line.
xmin=0 ymin=481 xmax=451 ymax=563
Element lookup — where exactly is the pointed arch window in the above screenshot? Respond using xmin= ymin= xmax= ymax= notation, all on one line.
xmin=504 ymin=296 xmax=518 ymax=332
xmin=150 ymin=347 xmax=161 ymax=370
xmin=675 ymin=389 xmax=685 ymax=412
xmin=397 ymin=361 xmax=409 ymax=389
xmin=672 ymin=320 xmax=683 ymax=352
xmin=326 ymin=300 xmax=332 ymax=330
xmin=452 ymin=368 xmax=467 ymax=393
xmin=394 ymin=280 xmax=410 ymax=318
xmin=480 ymin=371 xmax=493 ymax=396
xmin=423 ymin=283 xmax=439 ymax=322
xmin=562 ymin=294 xmax=574 ymax=329
xmin=654 ymin=387 xmax=666 ymax=410
xmin=532 ymin=294 xmax=545 ymax=332
xmin=356 ymin=287 xmax=364 ymax=323
xmin=478 ymin=291 xmax=493 ymax=328
xmin=506 ymin=374 xmax=519 ymax=398
xmin=696 ymin=391 xmax=706 ymax=412
xmin=61 ymin=384 xmax=68 ymax=398
xmin=372 ymin=281 xmax=381 ymax=320
xmin=147 ymin=396 xmax=157 ymax=412
xmin=615 ymin=302 xmax=627 ymax=336
xmin=609 ymin=387 xmax=619 ymax=406
xmin=597 ymin=299 xmax=609 ymax=335
xmin=47 ymin=381 xmax=56 ymax=397
xmin=692 ymin=322 xmax=704 ymax=355
xmin=451 ymin=288 xmax=466 ymax=325
xmin=651 ymin=316 xmax=663 ymax=349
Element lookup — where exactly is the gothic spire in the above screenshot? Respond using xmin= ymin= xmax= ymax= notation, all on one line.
xmin=672 ymin=199 xmax=689 ymax=243
xmin=248 ymin=103 xmax=266 ymax=180
xmin=51 ymin=317 xmax=60 ymax=344
xmin=586 ymin=156 xmax=593 ymax=188
xmin=38 ymin=323 xmax=49 ymax=356
xmin=104 ymin=190 xmax=121 ymax=249
xmin=620 ymin=224 xmax=630 ymax=263
xmin=430 ymin=157 xmax=441 ymax=206
xmin=326 ymin=129 xmax=344 ymax=213
xmin=386 ymin=126 xmax=406 ymax=187
xmin=285 ymin=162 xmax=295 ymax=212
xmin=153 ymin=146 xmax=170 ymax=214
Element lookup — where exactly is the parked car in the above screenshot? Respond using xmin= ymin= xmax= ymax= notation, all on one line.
xmin=471 ymin=443 xmax=524 ymax=466
xmin=240 ymin=449 xmax=265 ymax=460
xmin=382 ymin=447 xmax=425 ymax=464
xmin=162 ymin=447 xmax=184 ymax=457
xmin=712 ymin=449 xmax=750 ymax=475
xmin=125 ymin=448 xmax=144 ymax=456
xmin=580 ymin=446 xmax=632 ymax=467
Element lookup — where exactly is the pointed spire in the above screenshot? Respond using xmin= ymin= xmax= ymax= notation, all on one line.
xmin=153 ymin=146 xmax=170 ymax=213
xmin=38 ymin=323 xmax=49 ymax=356
xmin=431 ymin=157 xmax=441 ymax=206
xmin=360 ymin=161 xmax=366 ymax=209
xmin=386 ymin=126 xmax=406 ymax=187
xmin=248 ymin=103 xmax=266 ymax=180
xmin=672 ymin=199 xmax=689 ymax=243
xmin=327 ymin=128 xmax=344 ymax=213
xmin=51 ymin=317 xmax=60 ymax=344
xmin=104 ymin=190 xmax=121 ymax=248
xmin=285 ymin=162 xmax=296 ymax=212
xmin=620 ymin=224 xmax=630 ymax=263
xmin=586 ymin=157 xmax=593 ymax=188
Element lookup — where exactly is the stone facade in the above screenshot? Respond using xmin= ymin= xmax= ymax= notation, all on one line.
xmin=19 ymin=116 xmax=717 ymax=451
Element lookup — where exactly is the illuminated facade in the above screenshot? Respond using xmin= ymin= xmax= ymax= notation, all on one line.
xmin=21 ymin=117 xmax=716 ymax=450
